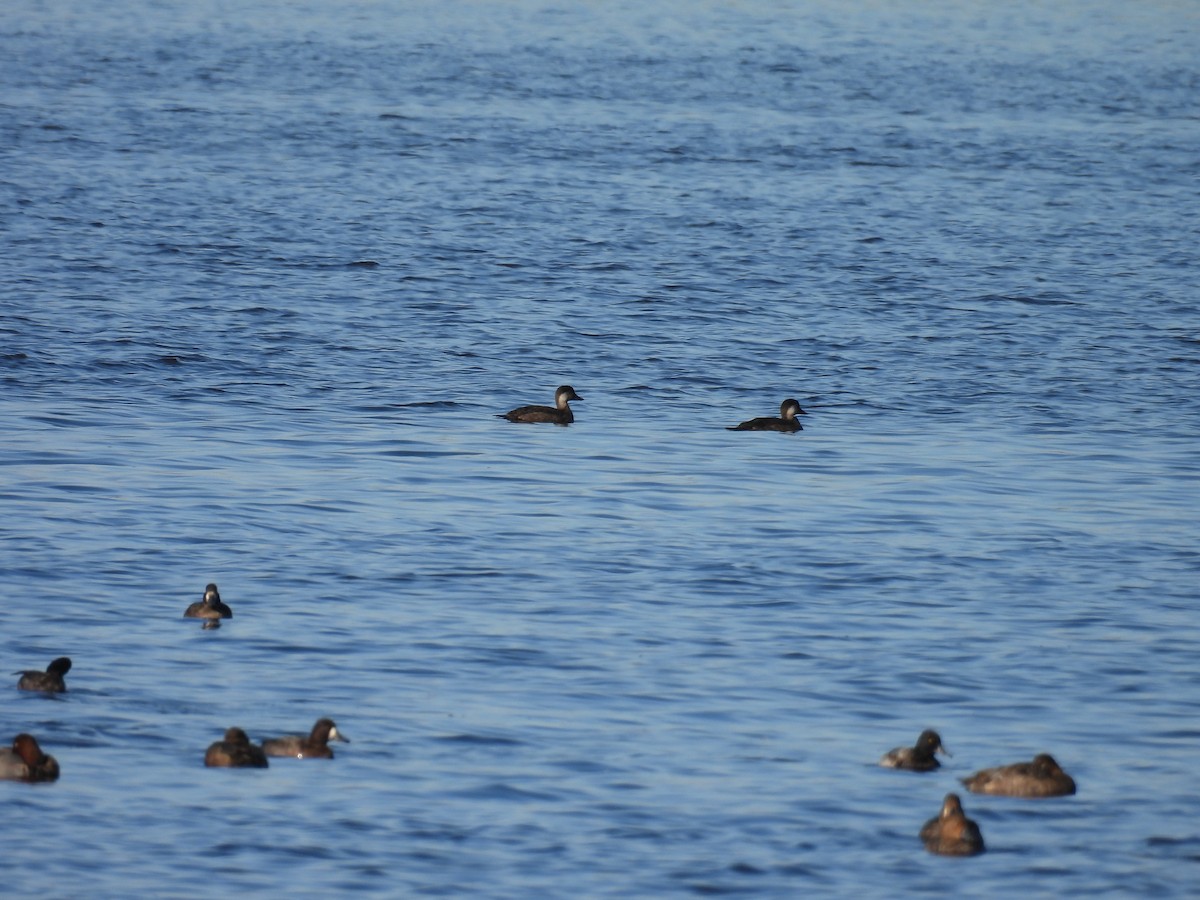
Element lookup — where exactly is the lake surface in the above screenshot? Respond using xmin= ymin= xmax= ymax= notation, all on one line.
xmin=2 ymin=0 xmax=1199 ymax=895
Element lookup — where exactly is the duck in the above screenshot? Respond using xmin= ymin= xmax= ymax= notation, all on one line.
xmin=0 ymin=733 xmax=60 ymax=782
xmin=920 ymin=793 xmax=985 ymax=856
xmin=879 ymin=729 xmax=949 ymax=772
xmin=184 ymin=583 xmax=233 ymax=620
xmin=499 ymin=385 xmax=582 ymax=425
xmin=961 ymin=753 xmax=1076 ymax=798
xmin=204 ymin=727 xmax=268 ymax=768
xmin=262 ymin=718 xmax=349 ymax=759
xmin=15 ymin=656 xmax=72 ymax=693
xmin=727 ymin=398 xmax=806 ymax=432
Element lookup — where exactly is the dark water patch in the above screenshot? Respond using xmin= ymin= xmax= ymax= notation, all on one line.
xmin=435 ymin=733 xmax=524 ymax=747
xmin=448 ymin=783 xmax=560 ymax=803
xmin=379 ymin=448 xmax=475 ymax=458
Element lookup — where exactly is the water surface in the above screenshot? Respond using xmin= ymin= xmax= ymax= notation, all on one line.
xmin=2 ymin=0 xmax=1199 ymax=896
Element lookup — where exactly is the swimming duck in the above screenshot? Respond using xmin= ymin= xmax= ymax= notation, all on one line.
xmin=920 ymin=793 xmax=985 ymax=856
xmin=727 ymin=398 xmax=806 ymax=432
xmin=879 ymin=729 xmax=949 ymax=772
xmin=15 ymin=656 xmax=72 ymax=693
xmin=184 ymin=583 xmax=233 ymax=620
xmin=204 ymin=727 xmax=268 ymax=768
xmin=0 ymin=733 xmax=60 ymax=782
xmin=961 ymin=753 xmax=1076 ymax=798
xmin=499 ymin=385 xmax=582 ymax=425
xmin=262 ymin=718 xmax=349 ymax=759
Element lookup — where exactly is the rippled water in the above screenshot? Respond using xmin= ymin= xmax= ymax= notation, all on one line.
xmin=3 ymin=0 xmax=1199 ymax=895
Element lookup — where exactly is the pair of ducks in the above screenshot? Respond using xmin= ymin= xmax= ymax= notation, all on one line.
xmin=5 ymin=622 xmax=63 ymax=782
xmin=880 ymin=729 xmax=1077 ymax=856
xmin=14 ymin=586 xmax=230 ymax=684
xmin=9 ymin=628 xmax=77 ymax=781
xmin=16 ymin=586 xmax=227 ymax=692
xmin=11 ymin=658 xmax=71 ymax=781
xmin=500 ymin=386 xmax=807 ymax=432
xmin=204 ymin=718 xmax=349 ymax=767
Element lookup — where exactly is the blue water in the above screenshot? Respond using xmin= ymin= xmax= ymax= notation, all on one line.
xmin=3 ymin=0 xmax=1199 ymax=895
